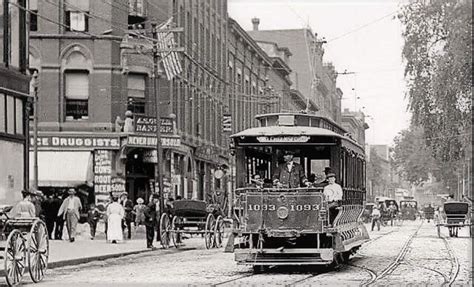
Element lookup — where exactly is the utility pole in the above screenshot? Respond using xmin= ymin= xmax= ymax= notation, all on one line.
xmin=151 ymin=22 xmax=165 ymax=216
xmin=32 ymin=71 xmax=39 ymax=190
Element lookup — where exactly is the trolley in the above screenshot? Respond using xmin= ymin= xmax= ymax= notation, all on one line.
xmin=226 ymin=112 xmax=370 ymax=272
xmin=399 ymin=200 xmax=418 ymax=220
xmin=159 ymin=199 xmax=225 ymax=249
xmin=0 ymin=205 xmax=49 ymax=286
xmin=436 ymin=201 xmax=471 ymax=237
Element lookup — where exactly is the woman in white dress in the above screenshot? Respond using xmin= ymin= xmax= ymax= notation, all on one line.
xmin=106 ymin=196 xmax=124 ymax=243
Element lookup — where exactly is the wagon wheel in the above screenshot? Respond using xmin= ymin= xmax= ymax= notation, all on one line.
xmin=214 ymin=216 xmax=225 ymax=248
xmin=204 ymin=214 xmax=216 ymax=249
xmin=171 ymin=216 xmax=183 ymax=248
xmin=159 ymin=213 xmax=171 ymax=249
xmin=4 ymin=229 xmax=27 ymax=286
xmin=28 ymin=219 xmax=49 ymax=283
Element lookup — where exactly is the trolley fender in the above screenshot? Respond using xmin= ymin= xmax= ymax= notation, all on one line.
xmin=224 ymin=232 xmax=236 ymax=253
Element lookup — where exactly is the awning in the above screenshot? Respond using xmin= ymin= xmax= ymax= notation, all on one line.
xmin=29 ymin=151 xmax=93 ymax=187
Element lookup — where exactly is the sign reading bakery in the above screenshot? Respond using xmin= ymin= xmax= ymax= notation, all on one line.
xmin=30 ymin=134 xmax=121 ymax=150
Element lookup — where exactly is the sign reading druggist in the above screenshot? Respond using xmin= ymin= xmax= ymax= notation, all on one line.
xmin=134 ymin=116 xmax=174 ymax=134
xmin=30 ymin=134 xmax=120 ymax=149
xmin=94 ymin=150 xmax=113 ymax=205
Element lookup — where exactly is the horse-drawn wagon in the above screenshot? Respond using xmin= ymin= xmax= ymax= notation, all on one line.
xmin=0 ymin=205 xmax=49 ymax=286
xmin=159 ymin=199 xmax=225 ymax=249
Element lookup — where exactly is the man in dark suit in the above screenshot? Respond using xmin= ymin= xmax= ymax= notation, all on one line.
xmin=120 ymin=192 xmax=134 ymax=239
xmin=272 ymin=150 xmax=309 ymax=188
xmin=144 ymin=194 xmax=159 ymax=248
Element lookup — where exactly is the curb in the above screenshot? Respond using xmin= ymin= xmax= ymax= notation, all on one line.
xmin=47 ymin=248 xmax=154 ymax=269
xmin=0 ymin=248 xmax=153 ymax=277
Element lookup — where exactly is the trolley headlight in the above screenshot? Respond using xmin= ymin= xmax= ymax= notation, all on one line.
xmin=277 ymin=206 xmax=289 ymax=219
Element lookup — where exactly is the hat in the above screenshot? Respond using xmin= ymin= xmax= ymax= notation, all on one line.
xmin=125 ymin=110 xmax=133 ymax=117
xmin=120 ymin=192 xmax=128 ymax=197
xmin=283 ymin=150 xmax=295 ymax=155
xmin=67 ymin=188 xmax=76 ymax=195
xmin=326 ymin=172 xmax=336 ymax=179
xmin=137 ymin=198 xmax=144 ymax=204
xmin=324 ymin=167 xmax=333 ymax=174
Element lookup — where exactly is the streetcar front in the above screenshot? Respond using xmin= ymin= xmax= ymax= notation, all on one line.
xmin=227 ymin=113 xmax=369 ymax=268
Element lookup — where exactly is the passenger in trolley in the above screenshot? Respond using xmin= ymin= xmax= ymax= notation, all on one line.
xmin=272 ymin=150 xmax=310 ymax=188
xmin=323 ymin=172 xmax=343 ymax=226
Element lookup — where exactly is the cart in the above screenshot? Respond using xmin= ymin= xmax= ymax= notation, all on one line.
xmin=159 ymin=199 xmax=225 ymax=249
xmin=0 ymin=205 xmax=49 ymax=286
xmin=436 ymin=202 xmax=471 ymax=238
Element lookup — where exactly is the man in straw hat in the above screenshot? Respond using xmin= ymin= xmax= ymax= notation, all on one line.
xmin=58 ymin=188 xmax=82 ymax=242
xmin=323 ymin=172 xmax=343 ymax=226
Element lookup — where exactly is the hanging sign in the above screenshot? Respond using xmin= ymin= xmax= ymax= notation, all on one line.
xmin=94 ymin=150 xmax=113 ymax=205
xmin=222 ymin=114 xmax=232 ymax=132
xmin=134 ymin=116 xmax=174 ymax=134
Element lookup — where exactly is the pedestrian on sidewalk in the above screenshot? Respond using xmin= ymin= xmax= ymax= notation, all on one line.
xmin=107 ymin=196 xmax=124 ymax=244
xmin=144 ymin=194 xmax=159 ymax=248
xmin=87 ymin=203 xmax=101 ymax=240
xmin=120 ymin=192 xmax=133 ymax=239
xmin=371 ymin=207 xmax=381 ymax=231
xmin=58 ymin=188 xmax=82 ymax=242
xmin=41 ymin=193 xmax=56 ymax=240
xmin=133 ymin=198 xmax=146 ymax=226
xmin=53 ymin=192 xmax=64 ymax=240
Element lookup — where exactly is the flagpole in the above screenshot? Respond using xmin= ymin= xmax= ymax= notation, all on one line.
xmin=151 ymin=22 xmax=165 ymax=218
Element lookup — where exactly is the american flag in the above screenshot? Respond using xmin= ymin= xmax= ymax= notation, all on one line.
xmin=156 ymin=18 xmax=182 ymax=80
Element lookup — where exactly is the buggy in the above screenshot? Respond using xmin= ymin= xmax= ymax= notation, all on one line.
xmin=0 ymin=205 xmax=49 ymax=286
xmin=436 ymin=201 xmax=471 ymax=237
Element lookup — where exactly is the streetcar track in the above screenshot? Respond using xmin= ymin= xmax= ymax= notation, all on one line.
xmin=402 ymin=261 xmax=449 ymax=283
xmin=441 ymin=236 xmax=460 ymax=286
xmin=355 ymin=221 xmax=424 ymax=286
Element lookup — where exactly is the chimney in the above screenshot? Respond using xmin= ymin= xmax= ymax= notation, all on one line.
xmin=251 ymin=17 xmax=260 ymax=31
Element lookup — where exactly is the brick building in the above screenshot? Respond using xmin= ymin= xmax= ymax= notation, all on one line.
xmin=247 ymin=19 xmax=342 ymax=123
xmin=341 ymin=108 xmax=369 ymax=147
xmin=28 ymin=0 xmax=297 ymax=209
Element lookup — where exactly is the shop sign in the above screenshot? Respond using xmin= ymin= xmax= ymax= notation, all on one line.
xmin=94 ymin=150 xmax=113 ymax=203
xmin=195 ymin=145 xmax=219 ymax=162
xmin=222 ymin=114 xmax=232 ymax=132
xmin=134 ymin=116 xmax=174 ymax=135
xmin=111 ymin=176 xmax=126 ymax=194
xmin=30 ymin=135 xmax=120 ymax=149
xmin=126 ymin=135 xmax=181 ymax=148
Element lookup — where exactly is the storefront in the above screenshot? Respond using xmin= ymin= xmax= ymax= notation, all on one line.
xmin=29 ymin=132 xmax=121 ymax=207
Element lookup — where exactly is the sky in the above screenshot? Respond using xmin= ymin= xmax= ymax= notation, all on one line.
xmin=228 ymin=0 xmax=411 ymax=146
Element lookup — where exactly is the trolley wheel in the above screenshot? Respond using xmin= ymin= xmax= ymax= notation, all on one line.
xmin=170 ymin=216 xmax=183 ymax=248
xmin=214 ymin=216 xmax=224 ymax=248
xmin=159 ymin=213 xmax=171 ymax=249
xmin=4 ymin=229 xmax=27 ymax=286
xmin=204 ymin=214 xmax=216 ymax=249
xmin=28 ymin=219 xmax=49 ymax=283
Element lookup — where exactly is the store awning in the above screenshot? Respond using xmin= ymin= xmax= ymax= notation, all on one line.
xmin=29 ymin=151 xmax=93 ymax=187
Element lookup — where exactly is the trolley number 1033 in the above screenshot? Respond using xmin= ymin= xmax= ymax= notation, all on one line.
xmin=247 ymin=204 xmax=320 ymax=211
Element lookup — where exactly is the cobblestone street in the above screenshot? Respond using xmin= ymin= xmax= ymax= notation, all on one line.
xmin=19 ymin=221 xmax=471 ymax=287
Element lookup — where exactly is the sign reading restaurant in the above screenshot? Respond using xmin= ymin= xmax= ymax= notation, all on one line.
xmin=30 ymin=134 xmax=121 ymax=149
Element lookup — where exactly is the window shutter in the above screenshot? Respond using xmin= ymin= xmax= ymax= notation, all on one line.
xmin=29 ymin=0 xmax=38 ymax=10
xmin=127 ymin=74 xmax=146 ymax=98
xmin=65 ymin=72 xmax=89 ymax=100
xmin=65 ymin=0 xmax=89 ymax=11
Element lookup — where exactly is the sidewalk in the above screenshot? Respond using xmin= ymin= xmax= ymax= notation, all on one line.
xmin=0 ymin=222 xmax=205 ymax=275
